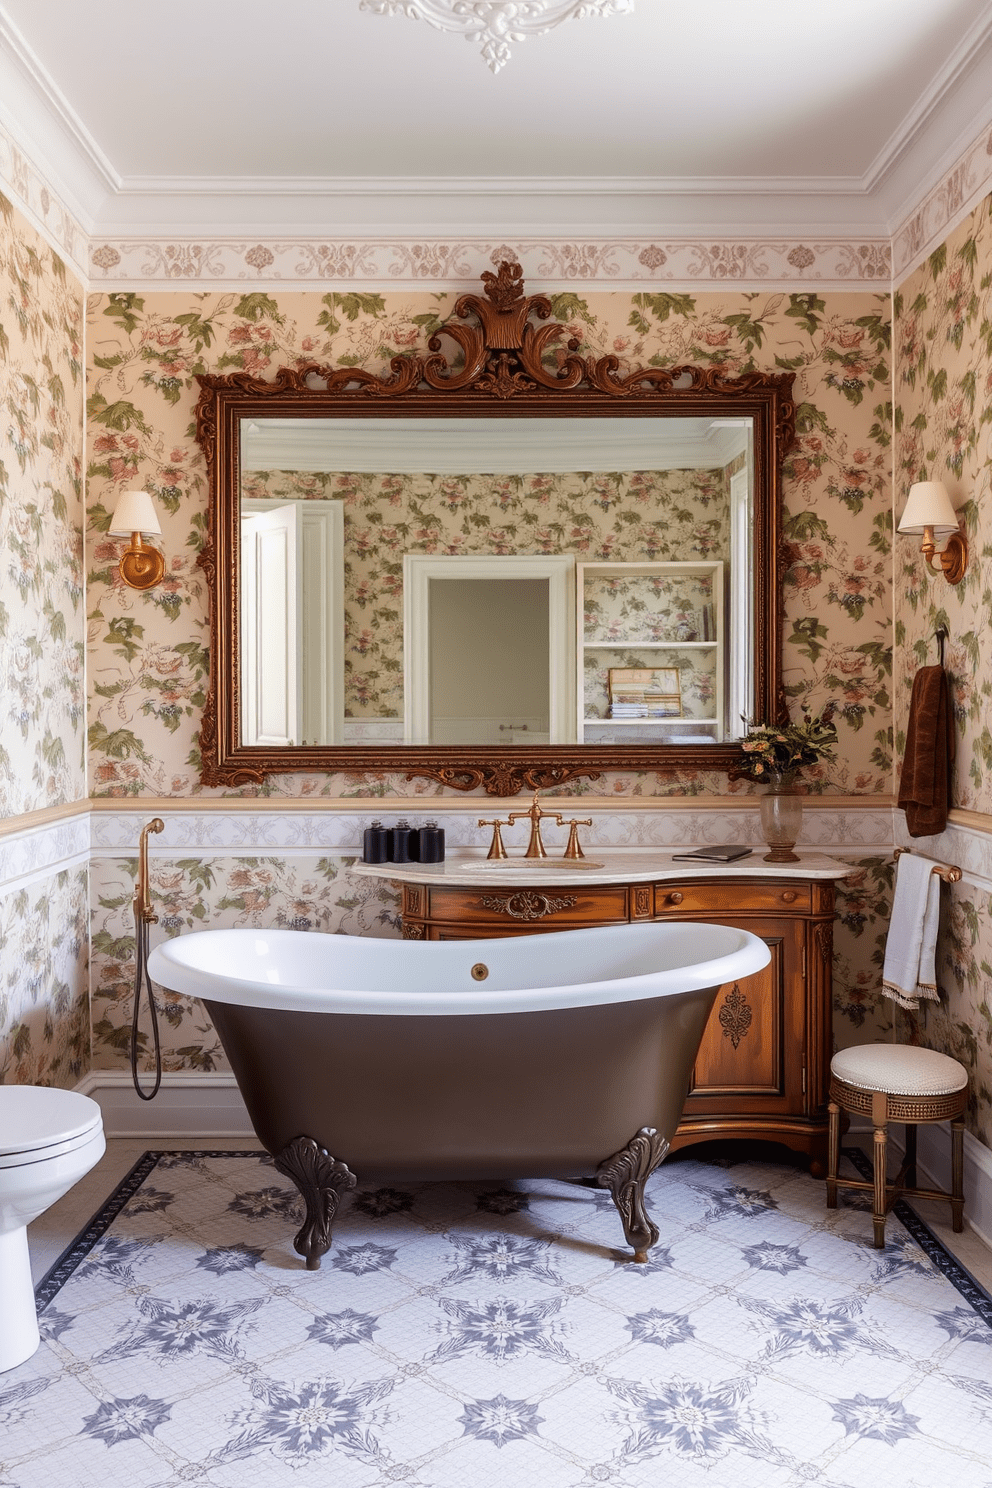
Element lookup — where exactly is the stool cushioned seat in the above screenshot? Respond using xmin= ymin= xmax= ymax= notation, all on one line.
xmin=826 ymin=1041 xmax=968 ymax=1247
xmin=830 ymin=1043 xmax=968 ymax=1097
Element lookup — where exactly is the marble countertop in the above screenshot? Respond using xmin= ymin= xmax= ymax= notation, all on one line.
xmin=352 ymin=850 xmax=853 ymax=888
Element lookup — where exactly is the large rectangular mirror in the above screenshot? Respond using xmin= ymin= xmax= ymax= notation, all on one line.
xmin=194 ymin=262 xmax=793 ymax=794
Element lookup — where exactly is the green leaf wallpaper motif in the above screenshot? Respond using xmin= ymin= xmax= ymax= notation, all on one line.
xmin=85 ymin=286 xmax=894 ymax=800
xmin=0 ymin=866 xmax=89 ymax=1087
xmin=895 ymin=191 xmax=992 ymax=1149
xmin=89 ymin=856 xmax=401 ymax=1070
xmin=0 ymin=195 xmax=86 ymax=817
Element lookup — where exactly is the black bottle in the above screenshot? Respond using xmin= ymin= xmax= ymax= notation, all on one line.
xmin=417 ymin=820 xmax=445 ymax=863
xmin=362 ymin=820 xmax=390 ymax=863
xmin=390 ymin=818 xmax=417 ymax=862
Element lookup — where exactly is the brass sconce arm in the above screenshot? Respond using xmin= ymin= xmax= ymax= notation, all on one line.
xmin=919 ymin=524 xmax=968 ymax=585
xmin=119 ymin=533 xmax=167 ymax=590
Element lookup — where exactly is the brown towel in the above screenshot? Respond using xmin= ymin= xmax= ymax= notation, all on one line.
xmin=898 ymin=666 xmax=954 ymax=837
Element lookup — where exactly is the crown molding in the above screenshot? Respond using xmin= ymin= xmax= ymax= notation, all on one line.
xmin=0 ymin=3 xmax=988 ymax=292
xmin=0 ymin=8 xmax=118 ymax=214
xmin=0 ymin=119 xmax=88 ymax=279
xmin=863 ymin=3 xmax=992 ymax=201
xmin=892 ymin=119 xmax=992 ymax=284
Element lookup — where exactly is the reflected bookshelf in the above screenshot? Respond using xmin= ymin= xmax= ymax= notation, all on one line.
xmin=577 ymin=561 xmax=725 ymax=742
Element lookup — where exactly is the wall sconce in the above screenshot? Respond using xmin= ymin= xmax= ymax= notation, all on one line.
xmin=896 ymin=480 xmax=968 ymax=585
xmin=108 ymin=490 xmax=165 ymax=590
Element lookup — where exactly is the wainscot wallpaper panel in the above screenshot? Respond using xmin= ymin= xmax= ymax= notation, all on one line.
xmin=87 ymin=846 xmax=890 ymax=1076
xmin=894 ymin=190 xmax=992 ymax=1151
xmin=88 ymin=854 xmax=400 ymax=1071
xmin=84 ymin=286 xmax=893 ymax=799
xmin=1 ymin=195 xmax=86 ymax=818
xmin=0 ymin=864 xmax=89 ymax=1087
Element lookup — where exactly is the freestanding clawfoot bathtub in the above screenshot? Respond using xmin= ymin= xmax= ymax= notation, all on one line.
xmin=148 ymin=921 xmax=770 ymax=1268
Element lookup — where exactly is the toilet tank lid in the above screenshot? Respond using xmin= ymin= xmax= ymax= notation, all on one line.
xmin=0 ymin=1087 xmax=103 ymax=1156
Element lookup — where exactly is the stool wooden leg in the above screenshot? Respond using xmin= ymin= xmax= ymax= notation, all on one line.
xmin=904 ymin=1122 xmax=917 ymax=1190
xmin=951 ymin=1116 xmax=965 ymax=1233
xmin=871 ymin=1091 xmax=888 ymax=1248
xmin=826 ymin=1101 xmax=840 ymax=1208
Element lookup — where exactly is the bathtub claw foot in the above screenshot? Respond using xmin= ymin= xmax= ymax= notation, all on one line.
xmin=273 ymin=1135 xmax=357 ymax=1270
xmin=595 ymin=1126 xmax=669 ymax=1261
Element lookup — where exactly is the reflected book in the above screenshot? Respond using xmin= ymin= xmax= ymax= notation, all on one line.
xmin=670 ymin=845 xmax=753 ymax=862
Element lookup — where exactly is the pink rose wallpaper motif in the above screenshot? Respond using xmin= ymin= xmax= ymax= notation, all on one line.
xmin=85 ymin=286 xmax=894 ymax=800
xmin=894 ymin=192 xmax=992 ymax=1147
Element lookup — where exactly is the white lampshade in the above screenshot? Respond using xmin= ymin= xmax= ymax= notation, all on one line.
xmin=109 ymin=490 xmax=162 ymax=536
xmin=897 ymin=480 xmax=958 ymax=538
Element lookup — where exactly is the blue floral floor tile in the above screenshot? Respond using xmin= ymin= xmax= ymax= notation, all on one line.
xmin=5 ymin=1150 xmax=991 ymax=1488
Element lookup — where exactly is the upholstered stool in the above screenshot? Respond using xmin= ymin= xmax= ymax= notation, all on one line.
xmin=826 ymin=1043 xmax=968 ymax=1247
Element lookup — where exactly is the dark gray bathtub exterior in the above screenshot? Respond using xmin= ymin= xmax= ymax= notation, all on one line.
xmin=203 ymin=980 xmax=720 ymax=1268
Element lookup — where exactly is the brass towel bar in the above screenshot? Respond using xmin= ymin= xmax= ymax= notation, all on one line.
xmin=893 ymin=845 xmax=962 ymax=882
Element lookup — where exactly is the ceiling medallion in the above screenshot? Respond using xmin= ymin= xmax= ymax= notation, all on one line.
xmin=359 ymin=1 xmax=635 ymax=73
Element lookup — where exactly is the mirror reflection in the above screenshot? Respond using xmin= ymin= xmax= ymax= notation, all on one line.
xmin=238 ymin=415 xmax=753 ymax=750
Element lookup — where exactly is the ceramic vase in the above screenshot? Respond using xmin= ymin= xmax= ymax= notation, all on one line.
xmin=759 ymin=772 xmax=803 ymax=862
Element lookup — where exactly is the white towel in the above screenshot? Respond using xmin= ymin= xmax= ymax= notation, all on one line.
xmin=881 ymin=853 xmax=941 ymax=1009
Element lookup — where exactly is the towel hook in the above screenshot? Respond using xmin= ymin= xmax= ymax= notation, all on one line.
xmin=935 ymin=625 xmax=948 ymax=666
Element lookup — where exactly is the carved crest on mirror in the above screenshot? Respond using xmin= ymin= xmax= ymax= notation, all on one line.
xmin=194 ymin=262 xmax=795 ymax=795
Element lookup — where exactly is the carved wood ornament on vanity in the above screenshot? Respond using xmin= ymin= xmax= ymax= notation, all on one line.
xmin=195 ymin=261 xmax=795 ymax=794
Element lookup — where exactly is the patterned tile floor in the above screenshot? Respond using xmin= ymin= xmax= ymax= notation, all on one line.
xmin=6 ymin=1147 xmax=992 ymax=1487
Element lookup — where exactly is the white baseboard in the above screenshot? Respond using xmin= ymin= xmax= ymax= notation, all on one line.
xmin=76 ymin=1071 xmax=254 ymax=1140
xmin=847 ymin=1117 xmax=992 ymax=1252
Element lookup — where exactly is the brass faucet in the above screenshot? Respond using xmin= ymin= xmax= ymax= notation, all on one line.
xmin=562 ymin=817 xmax=593 ymax=859
xmin=478 ymin=816 xmax=511 ymax=859
xmin=134 ymin=817 xmax=165 ymax=925
xmin=507 ymin=791 xmax=564 ymax=859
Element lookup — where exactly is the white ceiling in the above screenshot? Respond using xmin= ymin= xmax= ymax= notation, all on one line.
xmin=240 ymin=417 xmax=749 ymax=473
xmin=2 ymin=0 xmax=991 ymax=237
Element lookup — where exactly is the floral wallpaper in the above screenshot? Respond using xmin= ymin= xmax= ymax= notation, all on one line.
xmin=0 ymin=194 xmax=85 ymax=818
xmin=0 ymin=198 xmax=88 ymax=1089
xmin=85 ymin=286 xmax=893 ymax=801
xmin=89 ymin=855 xmax=401 ymax=1071
xmin=88 ymin=851 xmax=889 ymax=1074
xmin=244 ymin=466 xmax=729 ymax=720
xmin=0 ymin=866 xmax=89 ymax=1086
xmin=894 ymin=190 xmax=992 ymax=1147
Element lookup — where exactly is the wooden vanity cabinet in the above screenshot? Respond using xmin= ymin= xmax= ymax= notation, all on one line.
xmin=400 ymin=875 xmax=835 ymax=1173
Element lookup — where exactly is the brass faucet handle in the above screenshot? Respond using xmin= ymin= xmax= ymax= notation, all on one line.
xmin=478 ymin=817 xmax=510 ymax=859
xmin=562 ymin=818 xmax=593 ymax=859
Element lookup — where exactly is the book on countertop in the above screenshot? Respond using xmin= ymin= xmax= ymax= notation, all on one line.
xmin=670 ymin=845 xmax=753 ymax=863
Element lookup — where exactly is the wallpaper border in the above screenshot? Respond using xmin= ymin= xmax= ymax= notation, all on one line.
xmin=0 ymin=119 xmax=87 ymax=281
xmin=3 ymin=107 xmax=991 ymax=293
xmin=1 ymin=800 xmax=899 ymax=893
xmin=83 ymin=236 xmax=892 ymax=291
xmin=892 ymin=121 xmax=992 ymax=284
xmin=87 ymin=801 xmax=897 ymax=859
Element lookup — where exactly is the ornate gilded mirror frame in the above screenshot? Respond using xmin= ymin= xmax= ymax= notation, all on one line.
xmin=194 ymin=261 xmax=795 ymax=795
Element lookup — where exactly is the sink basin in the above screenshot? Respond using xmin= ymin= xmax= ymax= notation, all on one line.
xmin=450 ymin=857 xmax=605 ymax=871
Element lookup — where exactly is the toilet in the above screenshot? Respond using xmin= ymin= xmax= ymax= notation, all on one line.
xmin=0 ymin=1087 xmax=105 ymax=1372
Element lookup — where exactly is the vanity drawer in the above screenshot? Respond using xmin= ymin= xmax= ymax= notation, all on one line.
xmin=653 ymin=880 xmax=812 ymax=916
xmin=425 ymin=883 xmax=630 ymax=929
